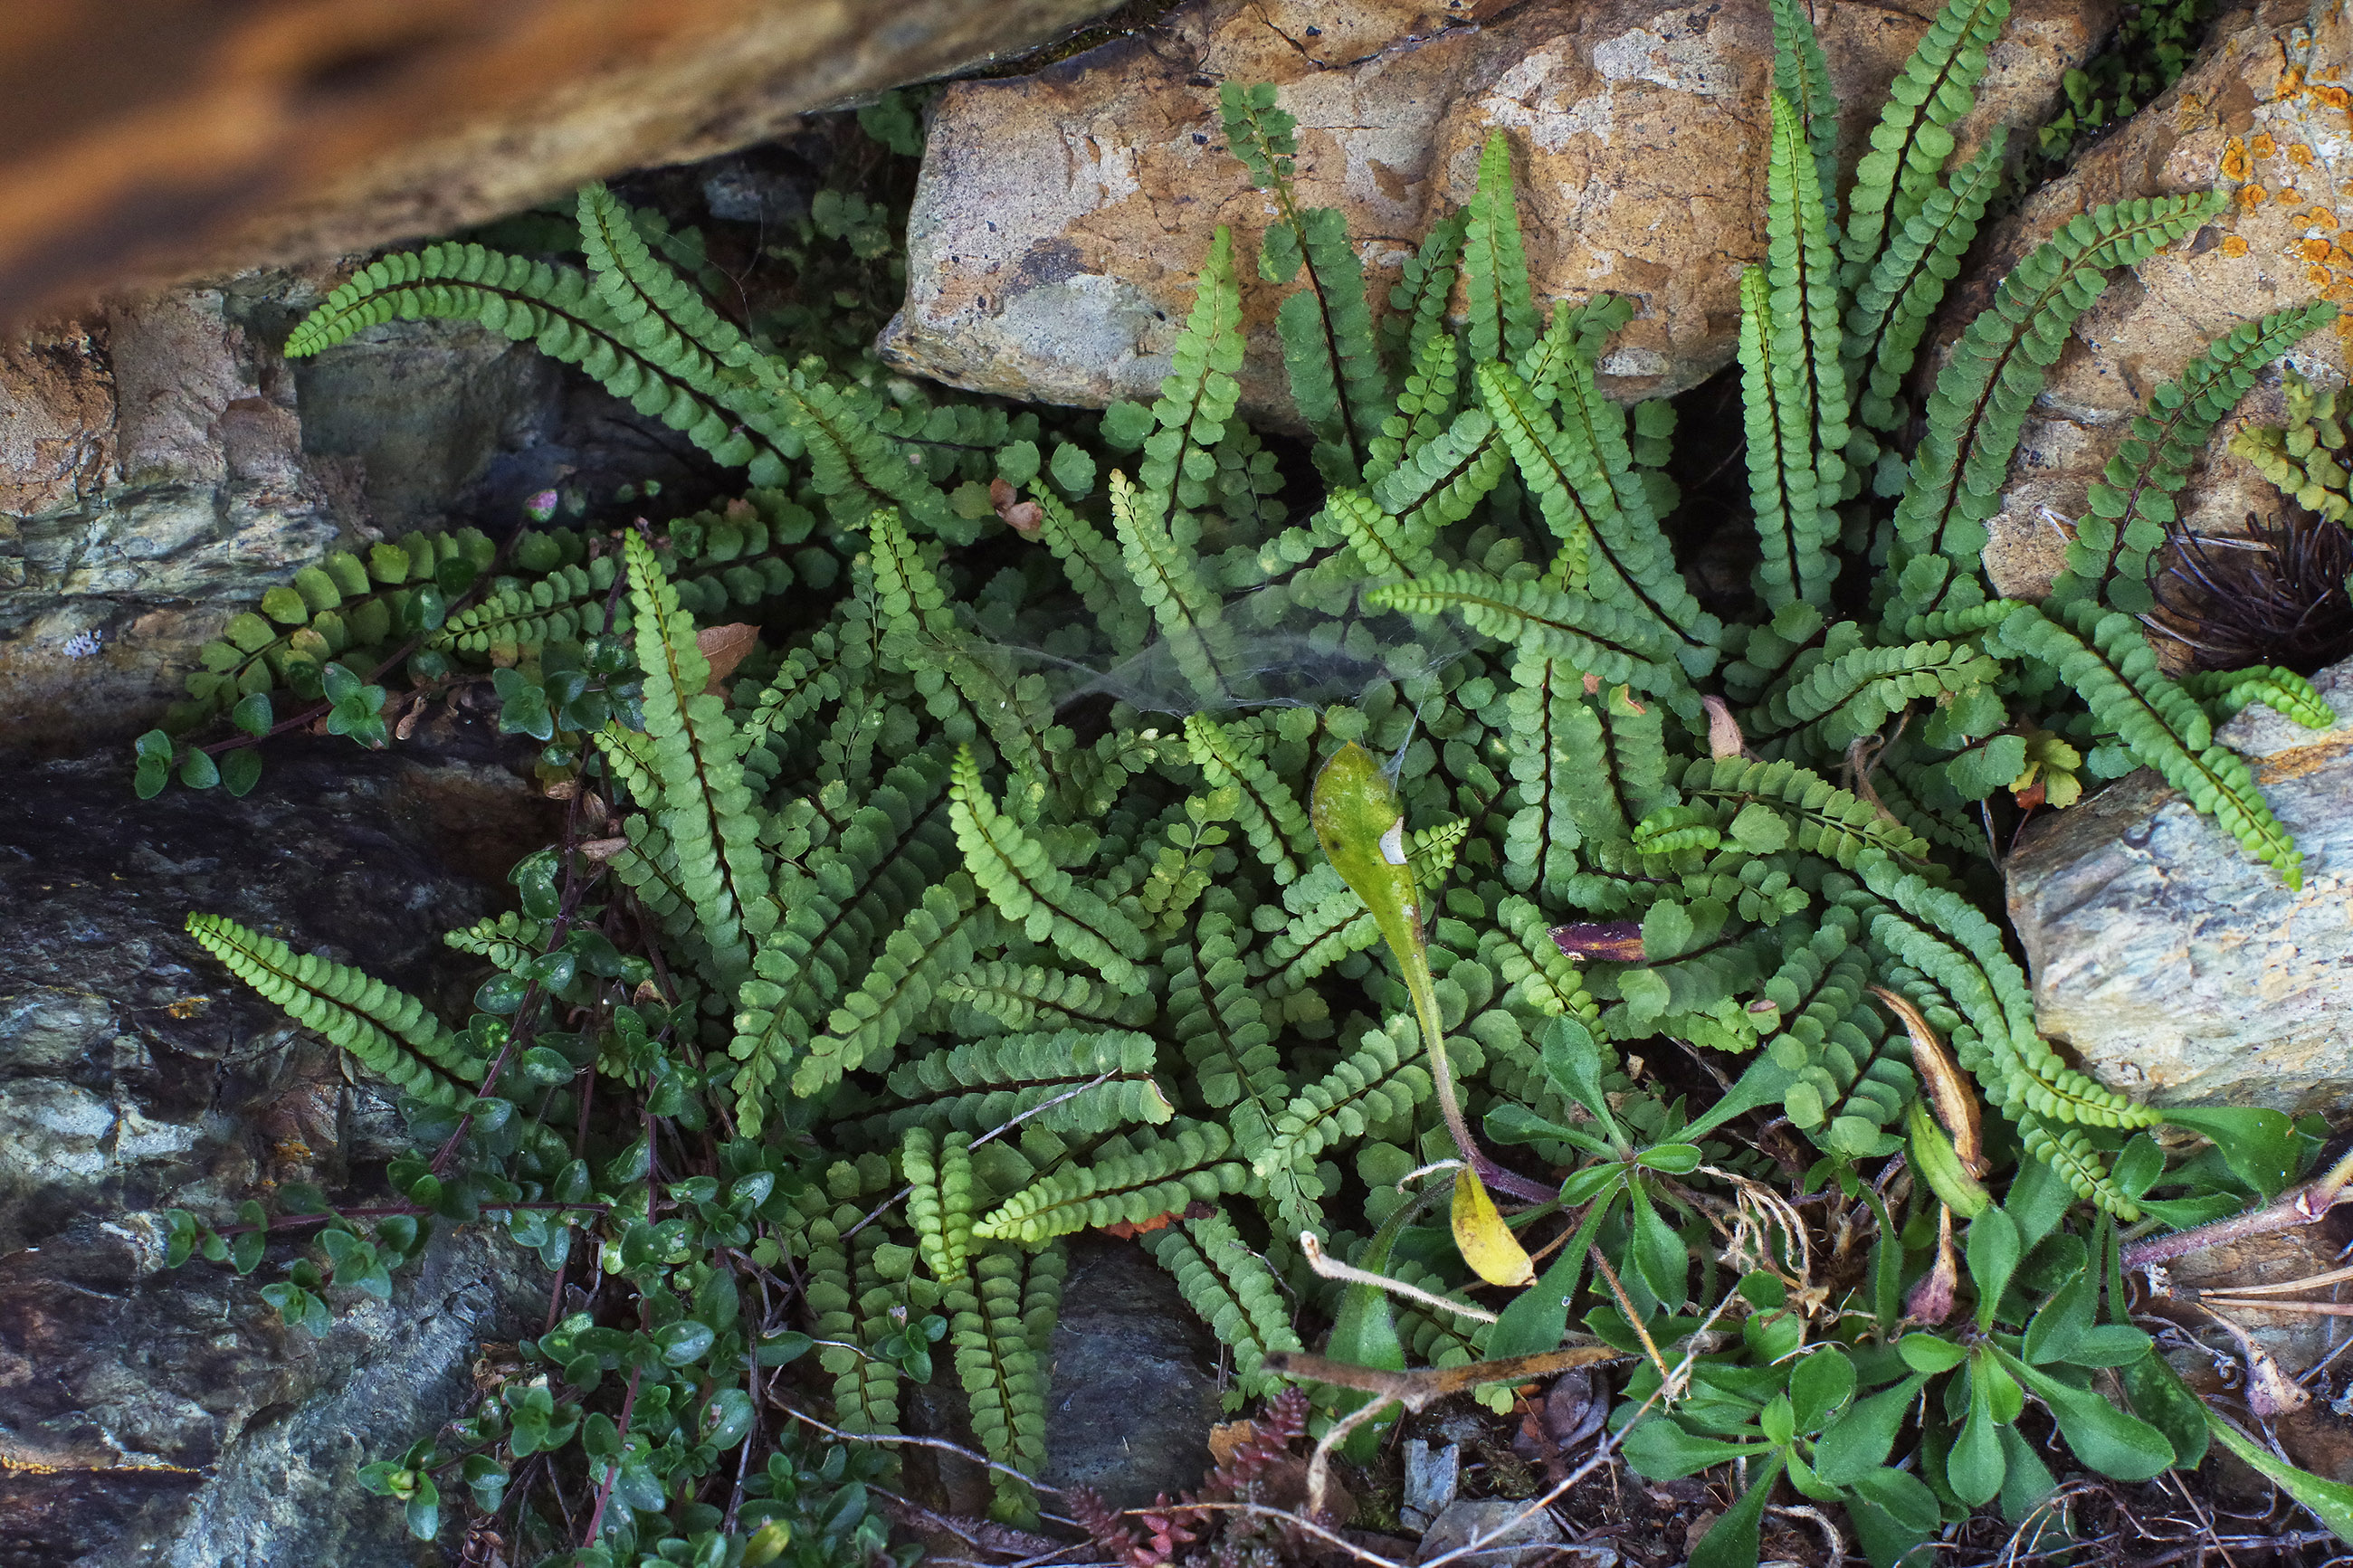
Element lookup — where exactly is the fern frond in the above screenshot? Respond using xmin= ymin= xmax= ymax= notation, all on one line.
xmin=1110 ymin=472 xmax=1236 ymax=709
xmin=1462 ymin=133 xmax=1540 ymax=366
xmin=971 ymin=1124 xmax=1252 ymax=1244
xmin=1768 ymin=0 xmax=1841 ymax=210
xmin=1751 ymin=635 xmax=2003 ymax=752
xmin=1739 ymin=267 xmax=1834 ymax=613
xmin=1370 ymin=407 xmax=1508 ymax=537
xmin=2048 ymin=301 xmax=2339 ymax=613
xmin=948 ymin=745 xmax=1148 ymax=986
xmin=1024 ymin=482 xmax=1152 ymax=656
xmin=1762 ymin=91 xmax=1851 ymax=587
xmin=1995 ymin=603 xmax=2302 ymax=886
xmin=2177 ymin=665 xmax=2336 ymax=728
xmin=934 ymin=961 xmax=1157 ymax=1035
xmin=790 ymin=875 xmax=1004 ymax=1098
xmin=1845 ymin=134 xmax=2006 ymax=433
xmin=1369 ymin=571 xmax=1681 ymax=700
xmin=1185 ymin=713 xmax=1315 ymax=883
xmin=1254 ymin=1026 xmax=1434 ymax=1226
xmin=187 ymin=913 xmax=480 ymax=1104
xmin=1141 ymin=1212 xmax=1307 ymax=1397
xmin=282 ymin=243 xmax=794 ymax=485
xmin=904 ymin=1126 xmax=977 ymax=1285
xmin=1678 ymin=755 xmax=1935 ymax=868
xmin=1169 ymin=908 xmax=1290 ymax=1156
xmin=2019 ymin=1114 xmax=2140 ymax=1220
xmin=1886 ymin=193 xmax=2227 ymax=622
xmin=877 ymin=1029 xmax=1173 ymax=1139
xmin=949 ymin=1244 xmax=1063 ymax=1524
xmin=1839 ymin=0 xmax=2012 ymax=286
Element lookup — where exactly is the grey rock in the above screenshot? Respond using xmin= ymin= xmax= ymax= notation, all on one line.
xmin=1400 ymin=1438 xmax=1461 ymax=1531
xmin=0 ymin=740 xmax=557 ymax=1563
xmin=2006 ymin=652 xmax=2353 ymax=1110
xmin=1042 ymin=1235 xmax=1223 ymax=1509
xmin=1413 ymin=1497 xmax=1567 ymax=1567
xmin=291 ymin=318 xmax=565 ymax=533
xmin=0 ymin=271 xmax=567 ymax=759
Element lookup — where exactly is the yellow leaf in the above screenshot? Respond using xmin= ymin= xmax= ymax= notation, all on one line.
xmin=1451 ymin=1164 xmax=1534 ymax=1288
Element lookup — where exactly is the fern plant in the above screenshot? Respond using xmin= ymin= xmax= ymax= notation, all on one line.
xmin=166 ymin=13 xmax=2353 ymax=1563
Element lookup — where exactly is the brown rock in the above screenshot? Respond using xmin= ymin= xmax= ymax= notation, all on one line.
xmin=0 ymin=0 xmax=1125 ymax=323
xmin=881 ymin=0 xmax=2112 ymax=416
xmin=1960 ymin=0 xmax=2353 ymax=601
xmin=0 ymin=320 xmax=112 ymax=518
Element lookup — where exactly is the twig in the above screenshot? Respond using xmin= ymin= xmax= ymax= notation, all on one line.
xmin=2124 ymin=1147 xmax=2353 ymax=1269
xmin=1297 ymin=1232 xmax=1500 ymax=1324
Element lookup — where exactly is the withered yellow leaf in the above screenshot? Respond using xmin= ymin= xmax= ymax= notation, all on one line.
xmin=1450 ymin=1163 xmax=1535 ymax=1288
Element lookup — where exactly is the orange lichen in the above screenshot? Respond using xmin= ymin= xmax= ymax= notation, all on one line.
xmin=2221 ymin=234 xmax=2252 ymax=257
xmin=2320 ymin=84 xmax=2352 ymax=109
xmin=2303 ymin=236 xmax=2335 ymax=261
xmin=2310 ymin=264 xmax=2335 ymax=288
xmin=2242 ymin=185 xmax=2272 ymax=208
xmin=2253 ymin=131 xmax=2280 ymax=158
xmin=2310 ymin=207 xmax=2339 ymax=229
xmin=2222 ymin=138 xmax=2252 ymax=180
xmin=2278 ymin=187 xmax=2306 ymax=204
xmin=2291 ymin=143 xmax=2317 ymax=166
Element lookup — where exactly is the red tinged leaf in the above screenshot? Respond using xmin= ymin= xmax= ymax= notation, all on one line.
xmin=1548 ymin=920 xmax=1646 ymax=962
xmin=1099 ymin=1199 xmax=1215 ymax=1239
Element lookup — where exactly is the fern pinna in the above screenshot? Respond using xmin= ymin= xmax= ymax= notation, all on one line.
xmin=175 ymin=11 xmax=2339 ymax=1558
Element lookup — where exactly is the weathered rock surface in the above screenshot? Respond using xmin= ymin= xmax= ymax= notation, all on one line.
xmin=0 ymin=0 xmax=1129 ymax=324
xmin=1041 ymin=1235 xmax=1224 ymax=1508
xmin=880 ymin=0 xmax=2110 ymax=417
xmin=2006 ymin=652 xmax=2353 ymax=1110
xmin=1963 ymin=0 xmax=2353 ymax=601
xmin=0 ymin=740 xmax=556 ymax=1564
xmin=0 ymin=276 xmax=567 ymax=758
xmin=1413 ymin=1497 xmax=1567 ymax=1567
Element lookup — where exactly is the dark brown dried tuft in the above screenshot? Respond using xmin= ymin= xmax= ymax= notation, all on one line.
xmin=2152 ymin=508 xmax=2353 ymax=675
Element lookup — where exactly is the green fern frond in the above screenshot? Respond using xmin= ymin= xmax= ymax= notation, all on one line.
xmin=971 ymin=1124 xmax=1252 ymax=1244
xmin=1462 ymin=134 xmax=1540 ymax=366
xmin=877 ymin=1028 xmax=1173 ymax=1139
xmin=948 ymin=745 xmax=1148 ymax=986
xmin=904 ymin=1126 xmax=977 ymax=1285
xmin=1995 ymin=603 xmax=2301 ymax=886
xmin=934 ymin=961 xmax=1157 ymax=1035
xmin=2177 ymin=665 xmax=2336 ymax=728
xmin=1762 ymin=91 xmax=1851 ymax=590
xmin=1141 ymin=1212 xmax=1307 ymax=1397
xmin=1839 ymin=0 xmax=2012 ymax=286
xmin=186 ymin=913 xmax=481 ymax=1104
xmin=948 ymin=1243 xmax=1064 ymax=1523
xmin=1767 ymin=0 xmax=1841 ymax=209
xmin=1110 ymin=471 xmax=1237 ymax=708
xmin=1186 ymin=713 xmax=1316 ymax=883
xmin=791 ymin=875 xmax=1003 ymax=1098
xmin=1370 ymin=570 xmax=1681 ymax=700
xmin=1845 ymin=134 xmax=2006 ymax=434
xmin=2019 ymin=1114 xmax=2140 ymax=1219
xmin=2048 ymin=300 xmax=2339 ymax=613
xmin=1886 ymin=193 xmax=2227 ymax=623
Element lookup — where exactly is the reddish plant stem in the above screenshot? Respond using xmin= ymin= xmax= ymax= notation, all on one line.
xmin=580 ymin=1360 xmax=644 ymax=1548
xmin=2123 ymin=1173 xmax=2353 ymax=1269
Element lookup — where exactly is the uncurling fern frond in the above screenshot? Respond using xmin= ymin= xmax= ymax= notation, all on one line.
xmin=187 ymin=913 xmax=481 ymax=1105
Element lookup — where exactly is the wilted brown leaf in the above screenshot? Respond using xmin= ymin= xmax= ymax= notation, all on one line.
xmin=697 ymin=622 xmax=760 ymax=694
xmin=991 ymin=477 xmax=1044 ymax=536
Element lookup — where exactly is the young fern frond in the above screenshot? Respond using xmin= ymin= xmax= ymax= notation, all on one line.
xmin=1762 ymin=90 xmax=1852 ymax=596
xmin=186 ymin=913 xmax=481 ymax=1104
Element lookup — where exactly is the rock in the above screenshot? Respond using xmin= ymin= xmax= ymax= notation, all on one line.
xmin=0 ymin=739 xmax=557 ymax=1563
xmin=0 ymin=272 xmax=567 ymax=758
xmin=880 ymin=0 xmax=2110 ymax=418
xmin=1042 ymin=1234 xmax=1224 ymax=1508
xmin=1412 ymin=1497 xmax=1567 ymax=1567
xmin=2006 ymin=651 xmax=2353 ymax=1110
xmin=2166 ymin=1223 xmax=2351 ymax=1380
xmin=1962 ymin=0 xmax=2353 ymax=603
xmin=0 ymin=0 xmax=1130 ymax=323
xmin=1400 ymin=1438 xmax=1462 ymax=1530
